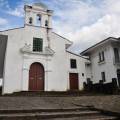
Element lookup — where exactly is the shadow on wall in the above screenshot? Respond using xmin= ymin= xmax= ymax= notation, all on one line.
xmin=83 ymin=78 xmax=119 ymax=94
xmin=0 ymin=35 xmax=8 ymax=89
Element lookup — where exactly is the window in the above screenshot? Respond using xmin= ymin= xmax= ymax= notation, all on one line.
xmin=99 ymin=51 xmax=105 ymax=62
xmin=99 ymin=52 xmax=101 ymax=62
xmin=70 ymin=59 xmax=77 ymax=68
xmin=29 ymin=17 xmax=33 ymax=24
xmin=82 ymin=73 xmax=84 ymax=77
xmin=33 ymin=38 xmax=43 ymax=52
xmin=101 ymin=72 xmax=106 ymax=82
xmin=101 ymin=51 xmax=105 ymax=61
xmin=45 ymin=20 xmax=48 ymax=27
xmin=114 ymin=48 xmax=120 ymax=62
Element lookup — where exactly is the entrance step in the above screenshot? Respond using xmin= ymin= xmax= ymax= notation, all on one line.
xmin=47 ymin=116 xmax=117 ymax=120
xmin=0 ymin=111 xmax=107 ymax=119
xmin=0 ymin=113 xmax=117 ymax=120
xmin=0 ymin=107 xmax=89 ymax=114
xmin=0 ymin=107 xmax=118 ymax=120
xmin=3 ymin=91 xmax=99 ymax=97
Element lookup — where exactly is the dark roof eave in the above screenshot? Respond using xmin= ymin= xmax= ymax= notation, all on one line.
xmin=0 ymin=26 xmax=25 ymax=32
xmin=80 ymin=37 xmax=118 ymax=55
xmin=66 ymin=50 xmax=89 ymax=60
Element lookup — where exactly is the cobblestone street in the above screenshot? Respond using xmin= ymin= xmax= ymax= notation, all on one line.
xmin=0 ymin=95 xmax=120 ymax=113
xmin=0 ymin=95 xmax=120 ymax=119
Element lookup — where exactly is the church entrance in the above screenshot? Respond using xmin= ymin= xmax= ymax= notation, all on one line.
xmin=29 ymin=62 xmax=44 ymax=91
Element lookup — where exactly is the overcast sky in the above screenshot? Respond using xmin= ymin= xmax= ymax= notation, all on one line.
xmin=0 ymin=0 xmax=120 ymax=53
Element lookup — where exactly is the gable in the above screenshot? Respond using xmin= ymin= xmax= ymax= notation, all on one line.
xmin=52 ymin=32 xmax=73 ymax=49
xmin=0 ymin=27 xmax=24 ymax=33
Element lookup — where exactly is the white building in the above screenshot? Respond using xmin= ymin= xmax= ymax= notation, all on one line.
xmin=81 ymin=37 xmax=120 ymax=88
xmin=0 ymin=3 xmax=88 ymax=94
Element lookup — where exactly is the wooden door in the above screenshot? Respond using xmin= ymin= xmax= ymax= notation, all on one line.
xmin=29 ymin=62 xmax=44 ymax=91
xmin=69 ymin=73 xmax=79 ymax=90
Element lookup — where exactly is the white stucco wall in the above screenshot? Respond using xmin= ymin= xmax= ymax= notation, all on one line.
xmin=0 ymin=28 xmax=26 ymax=93
xmin=66 ymin=52 xmax=88 ymax=90
xmin=47 ymin=32 xmax=68 ymax=91
xmin=85 ymin=64 xmax=92 ymax=80
xmin=0 ymin=26 xmax=52 ymax=94
xmin=88 ymin=42 xmax=117 ymax=84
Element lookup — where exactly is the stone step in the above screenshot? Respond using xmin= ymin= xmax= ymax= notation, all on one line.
xmin=0 ymin=111 xmax=100 ymax=119
xmin=47 ymin=116 xmax=118 ymax=120
xmin=0 ymin=114 xmax=117 ymax=120
xmin=0 ymin=107 xmax=89 ymax=114
xmin=3 ymin=91 xmax=98 ymax=97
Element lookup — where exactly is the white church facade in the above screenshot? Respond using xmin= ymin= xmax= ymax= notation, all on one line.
xmin=0 ymin=3 xmax=89 ymax=94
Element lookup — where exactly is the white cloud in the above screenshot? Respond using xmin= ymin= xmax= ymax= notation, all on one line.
xmin=0 ymin=0 xmax=24 ymax=17
xmin=0 ymin=0 xmax=10 ymax=9
xmin=7 ymin=4 xmax=24 ymax=17
xmin=53 ymin=0 xmax=102 ymax=29
xmin=0 ymin=18 xmax=8 ymax=25
xmin=68 ymin=14 xmax=120 ymax=52
xmin=6 ymin=0 xmax=40 ymax=17
xmin=103 ymin=0 xmax=120 ymax=14
xmin=1 ymin=0 xmax=120 ymax=54
xmin=51 ymin=0 xmax=120 ymax=53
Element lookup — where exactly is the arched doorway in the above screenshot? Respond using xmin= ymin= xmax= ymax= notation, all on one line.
xmin=29 ymin=62 xmax=44 ymax=91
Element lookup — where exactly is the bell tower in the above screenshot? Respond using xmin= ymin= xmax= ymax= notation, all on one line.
xmin=24 ymin=3 xmax=53 ymax=48
xmin=24 ymin=3 xmax=53 ymax=29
